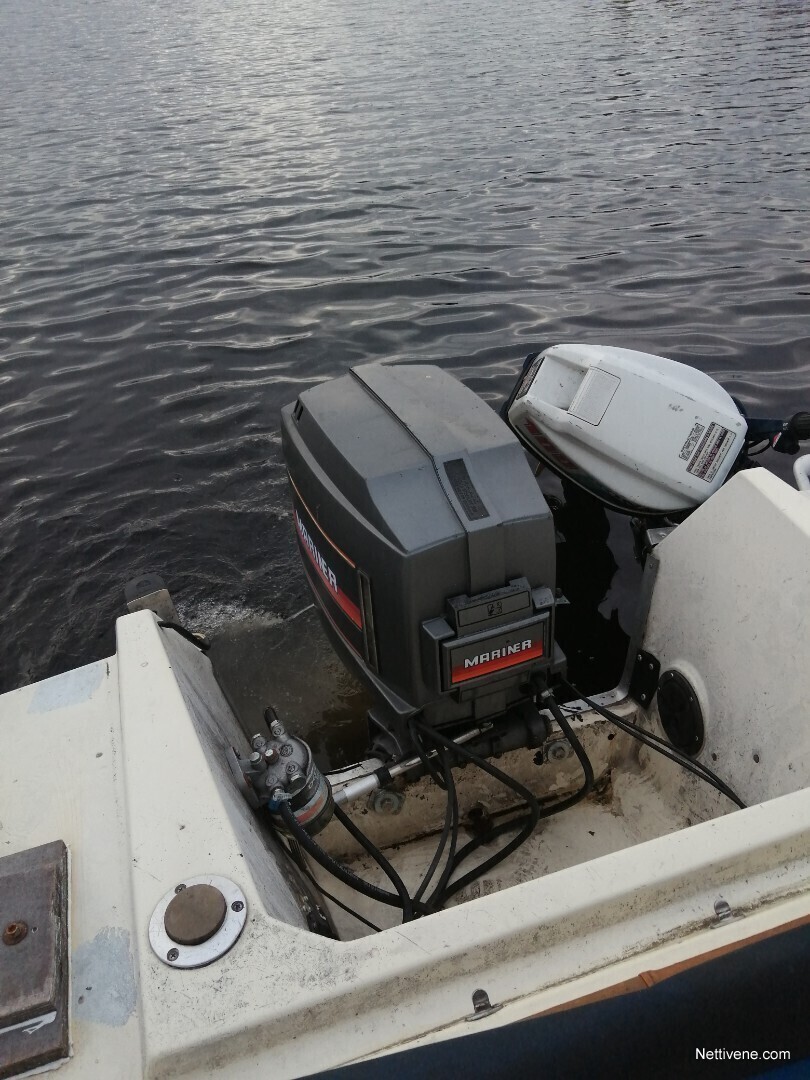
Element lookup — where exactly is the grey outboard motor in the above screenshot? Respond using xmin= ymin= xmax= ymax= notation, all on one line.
xmin=281 ymin=363 xmax=563 ymax=757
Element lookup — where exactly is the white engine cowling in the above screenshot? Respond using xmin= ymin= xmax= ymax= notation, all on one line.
xmin=507 ymin=344 xmax=748 ymax=515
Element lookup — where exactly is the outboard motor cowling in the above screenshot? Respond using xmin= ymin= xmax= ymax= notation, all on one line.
xmin=504 ymin=344 xmax=748 ymax=515
xmin=281 ymin=363 xmax=561 ymax=753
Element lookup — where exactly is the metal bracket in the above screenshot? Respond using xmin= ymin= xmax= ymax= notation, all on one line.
xmin=629 ymin=649 xmax=660 ymax=708
xmin=124 ymin=573 xmax=179 ymax=622
xmin=632 ymin=521 xmax=676 ymax=565
xmin=712 ymin=897 xmax=743 ymax=926
xmin=465 ymin=988 xmax=503 ymax=1022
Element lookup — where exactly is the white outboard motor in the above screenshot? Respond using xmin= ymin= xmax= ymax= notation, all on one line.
xmin=506 ymin=344 xmax=748 ymax=515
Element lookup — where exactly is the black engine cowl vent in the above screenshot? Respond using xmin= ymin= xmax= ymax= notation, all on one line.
xmin=281 ymin=363 xmax=562 ymax=746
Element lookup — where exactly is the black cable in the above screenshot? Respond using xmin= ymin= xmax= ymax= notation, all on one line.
xmin=278 ymin=801 xmax=412 ymax=916
xmin=413 ymin=717 xmax=542 ymax=815
xmin=439 ymin=812 xmax=533 ymax=879
xmin=408 ymin=716 xmax=447 ymax=789
xmin=311 ymin=881 xmax=382 ymax=933
xmin=423 ymin=749 xmax=460 ymax=912
xmin=280 ymin=838 xmax=382 ymax=933
xmin=560 ymin=679 xmax=745 ymax=809
xmin=747 ymin=439 xmax=772 ymax=457
xmin=562 ymin=684 xmax=742 ymax=803
xmin=420 ymin=697 xmax=595 ymax=906
xmin=561 ymin=683 xmax=721 ymax=784
xmin=281 ymin=694 xmax=595 ymax=927
xmin=540 ymin=693 xmax=596 ymax=814
xmin=413 ymin=748 xmax=455 ymax=903
xmin=440 ymin=813 xmax=536 ymax=904
xmin=310 ymin=880 xmax=382 ymax=933
xmin=332 ymin=803 xmax=416 ymax=923
xmin=411 ymin=718 xmax=540 ymax=907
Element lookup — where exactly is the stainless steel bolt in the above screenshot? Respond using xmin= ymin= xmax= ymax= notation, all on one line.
xmin=370 ymin=789 xmax=405 ymax=815
xmin=251 ymin=734 xmax=266 ymax=751
xmin=249 ymin=751 xmax=264 ymax=767
xmin=547 ymin=740 xmax=571 ymax=762
xmin=269 ymin=719 xmax=286 ymax=739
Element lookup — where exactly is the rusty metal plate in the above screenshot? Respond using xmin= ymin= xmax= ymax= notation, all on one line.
xmin=0 ymin=840 xmax=69 ymax=1079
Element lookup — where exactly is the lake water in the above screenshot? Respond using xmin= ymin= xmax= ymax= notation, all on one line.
xmin=2 ymin=0 xmax=808 ymax=749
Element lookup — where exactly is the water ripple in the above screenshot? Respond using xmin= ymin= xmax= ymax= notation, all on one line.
xmin=1 ymin=0 xmax=809 ymax=692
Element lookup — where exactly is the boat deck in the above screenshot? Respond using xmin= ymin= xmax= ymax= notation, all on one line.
xmin=314 ymin=727 xmax=731 ymax=939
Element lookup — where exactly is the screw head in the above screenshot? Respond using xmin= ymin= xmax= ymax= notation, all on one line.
xmin=547 ymin=741 xmax=570 ymax=762
xmin=174 ymin=883 xmax=186 ymax=894
xmin=231 ymin=900 xmax=244 ymax=912
xmin=167 ymin=948 xmax=179 ymax=962
xmin=251 ymin=734 xmax=266 ymax=751
xmin=3 ymin=921 xmax=28 ymax=946
xmin=285 ymin=763 xmax=299 ymax=776
xmin=370 ymin=789 xmax=405 ymax=815
xmin=249 ymin=751 xmax=263 ymax=766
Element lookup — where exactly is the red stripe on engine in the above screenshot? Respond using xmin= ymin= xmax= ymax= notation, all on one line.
xmin=451 ymin=641 xmax=544 ymax=685
xmin=288 ymin=472 xmax=356 ymax=568
xmin=302 ymin=564 xmax=363 ymax=659
xmin=298 ymin=544 xmax=363 ymax=629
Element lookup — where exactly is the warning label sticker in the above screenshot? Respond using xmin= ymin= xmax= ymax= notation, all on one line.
xmin=687 ymin=422 xmax=735 ymax=482
xmin=679 ymin=422 xmax=705 ymax=462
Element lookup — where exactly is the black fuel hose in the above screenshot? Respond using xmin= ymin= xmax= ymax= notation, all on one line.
xmin=438 ymin=807 xmax=538 ymax=907
xmin=279 ymin=835 xmax=382 ymax=933
xmin=541 ymin=692 xmax=596 ymax=814
xmin=419 ymin=697 xmax=595 ymax=907
xmin=281 ymin=696 xmax=594 ymax=925
xmin=413 ymin=748 xmax=457 ymax=904
xmin=560 ymin=679 xmax=745 ymax=809
xmin=412 ymin=718 xmax=543 ymax=909
xmin=278 ymin=800 xmax=418 ymax=920
xmin=408 ymin=716 xmax=447 ymax=790
xmin=332 ymin=804 xmax=415 ymax=923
